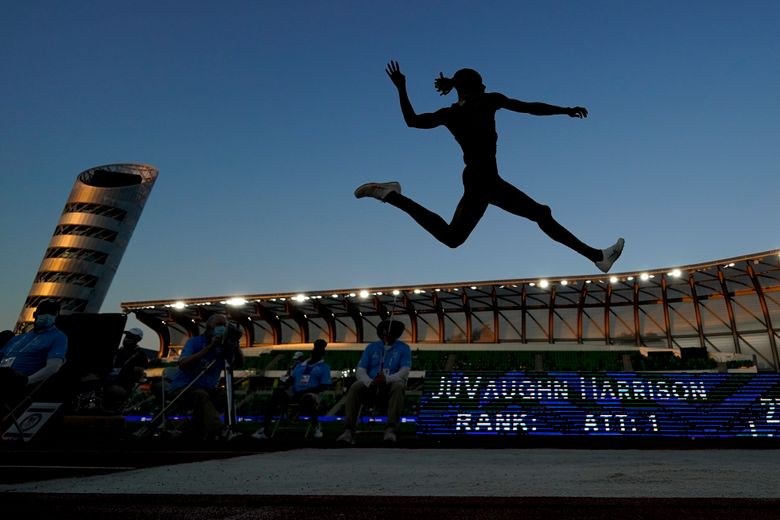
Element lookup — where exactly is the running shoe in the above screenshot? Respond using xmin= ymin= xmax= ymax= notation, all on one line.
xmin=354 ymin=181 xmax=401 ymax=201
xmin=595 ymin=237 xmax=625 ymax=273
xmin=251 ymin=428 xmax=268 ymax=440
xmin=336 ymin=429 xmax=356 ymax=445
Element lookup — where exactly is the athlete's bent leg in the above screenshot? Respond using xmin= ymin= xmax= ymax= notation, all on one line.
xmin=491 ymin=178 xmax=602 ymax=263
xmin=385 ymin=190 xmax=487 ymax=248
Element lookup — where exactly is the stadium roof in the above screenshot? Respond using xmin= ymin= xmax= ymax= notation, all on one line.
xmin=122 ymin=250 xmax=780 ymax=370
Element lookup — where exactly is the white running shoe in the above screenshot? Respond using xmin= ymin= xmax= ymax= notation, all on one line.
xmin=336 ymin=429 xmax=355 ymax=445
xmin=251 ymin=428 xmax=268 ymax=440
xmin=595 ymin=237 xmax=625 ymax=273
xmin=383 ymin=429 xmax=397 ymax=443
xmin=354 ymin=181 xmax=401 ymax=201
xmin=312 ymin=425 xmax=323 ymax=439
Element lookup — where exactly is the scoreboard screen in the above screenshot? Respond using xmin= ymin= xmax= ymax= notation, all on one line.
xmin=417 ymin=372 xmax=780 ymax=438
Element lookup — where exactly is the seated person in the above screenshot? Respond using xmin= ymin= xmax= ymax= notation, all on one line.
xmin=253 ymin=339 xmax=331 ymax=440
xmin=336 ymin=320 xmax=411 ymax=444
xmin=165 ymin=314 xmax=243 ymax=440
xmin=0 ymin=300 xmax=68 ymax=414
xmin=278 ymin=350 xmax=305 ymax=386
xmin=103 ymin=327 xmax=150 ymax=411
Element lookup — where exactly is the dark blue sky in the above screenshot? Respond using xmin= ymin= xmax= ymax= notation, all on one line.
xmin=2 ymin=1 xmax=779 ymax=329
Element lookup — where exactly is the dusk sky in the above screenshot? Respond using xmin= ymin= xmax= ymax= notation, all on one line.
xmin=2 ymin=1 xmax=779 ymax=333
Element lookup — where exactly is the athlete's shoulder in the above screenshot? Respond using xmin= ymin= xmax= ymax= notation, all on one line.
xmin=485 ymin=92 xmax=509 ymax=106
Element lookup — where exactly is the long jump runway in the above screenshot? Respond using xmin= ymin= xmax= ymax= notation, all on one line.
xmin=2 ymin=447 xmax=780 ymax=519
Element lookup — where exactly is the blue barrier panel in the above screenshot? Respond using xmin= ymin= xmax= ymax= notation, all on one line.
xmin=417 ymin=372 xmax=780 ymax=438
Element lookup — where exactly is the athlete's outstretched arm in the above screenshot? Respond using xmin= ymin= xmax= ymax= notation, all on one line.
xmin=496 ymin=93 xmax=587 ymax=118
xmin=386 ymin=60 xmax=444 ymax=129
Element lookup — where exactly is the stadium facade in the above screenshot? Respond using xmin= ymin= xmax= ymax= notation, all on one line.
xmin=121 ymin=250 xmax=780 ymax=371
xmin=17 ymin=163 xmax=158 ymax=332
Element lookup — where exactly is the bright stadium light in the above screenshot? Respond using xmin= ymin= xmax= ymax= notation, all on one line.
xmin=392 ymin=290 xmax=400 ymax=296
xmin=331 ymin=294 xmax=339 ymax=298
xmin=359 ymin=290 xmax=370 ymax=298
xmin=610 ymin=276 xmax=619 ymax=284
xmin=560 ymin=280 xmax=568 ymax=286
xmin=640 ymin=273 xmax=650 ymax=281
xmin=226 ymin=297 xmax=246 ymax=306
xmin=669 ymin=269 xmax=682 ymax=278
xmin=627 ymin=276 xmax=634 ymax=281
xmin=539 ymin=279 xmax=549 ymax=289
xmin=173 ymin=301 xmax=186 ymax=310
xmin=294 ymin=294 xmax=306 ymax=302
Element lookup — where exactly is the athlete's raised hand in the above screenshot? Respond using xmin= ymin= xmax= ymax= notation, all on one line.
xmin=567 ymin=106 xmax=588 ymax=118
xmin=385 ymin=60 xmax=406 ymax=89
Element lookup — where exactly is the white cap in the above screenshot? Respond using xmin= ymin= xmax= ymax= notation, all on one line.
xmin=292 ymin=351 xmax=304 ymax=360
xmin=124 ymin=327 xmax=144 ymax=340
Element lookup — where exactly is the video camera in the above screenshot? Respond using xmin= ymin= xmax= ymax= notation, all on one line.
xmin=216 ymin=322 xmax=243 ymax=364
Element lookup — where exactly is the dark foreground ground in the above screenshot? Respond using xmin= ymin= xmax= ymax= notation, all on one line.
xmin=5 ymin=493 xmax=780 ymax=520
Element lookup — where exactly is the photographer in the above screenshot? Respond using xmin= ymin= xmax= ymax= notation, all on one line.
xmin=166 ymin=313 xmax=243 ymax=440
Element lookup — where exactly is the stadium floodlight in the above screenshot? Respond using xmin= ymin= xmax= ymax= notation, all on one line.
xmin=392 ymin=290 xmax=401 ymax=296
xmin=173 ymin=301 xmax=186 ymax=310
xmin=226 ymin=297 xmax=247 ymax=307
xmin=609 ymin=276 xmax=619 ymax=284
xmin=669 ymin=269 xmax=682 ymax=278
xmin=560 ymin=280 xmax=568 ymax=286
xmin=640 ymin=273 xmax=650 ymax=281
xmin=349 ymin=293 xmax=356 ymax=298
xmin=359 ymin=290 xmax=370 ymax=299
xmin=470 ymin=286 xmax=478 ymax=290
xmin=331 ymin=294 xmax=339 ymax=298
xmin=294 ymin=294 xmax=306 ymax=302
xmin=539 ymin=279 xmax=549 ymax=289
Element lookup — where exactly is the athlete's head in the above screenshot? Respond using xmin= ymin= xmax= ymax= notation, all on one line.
xmin=435 ymin=68 xmax=485 ymax=99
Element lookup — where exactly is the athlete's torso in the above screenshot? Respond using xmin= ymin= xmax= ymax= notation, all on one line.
xmin=442 ymin=93 xmax=502 ymax=166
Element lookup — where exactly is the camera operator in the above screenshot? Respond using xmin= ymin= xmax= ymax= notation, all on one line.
xmin=166 ymin=313 xmax=243 ymax=440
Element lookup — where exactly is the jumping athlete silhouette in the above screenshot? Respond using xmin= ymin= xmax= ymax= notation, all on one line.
xmin=355 ymin=61 xmax=624 ymax=273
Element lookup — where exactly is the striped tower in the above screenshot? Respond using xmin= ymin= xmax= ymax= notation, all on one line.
xmin=16 ymin=163 xmax=158 ymax=332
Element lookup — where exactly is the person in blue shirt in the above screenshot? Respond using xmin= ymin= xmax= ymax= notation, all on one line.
xmin=165 ymin=313 xmax=242 ymax=440
xmin=253 ymin=339 xmax=331 ymax=440
xmin=337 ymin=319 xmax=412 ymax=444
xmin=0 ymin=300 xmax=68 ymax=411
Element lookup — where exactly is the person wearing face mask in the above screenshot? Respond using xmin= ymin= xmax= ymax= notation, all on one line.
xmin=253 ymin=339 xmax=331 ymax=440
xmin=0 ymin=300 xmax=68 ymax=411
xmin=165 ymin=314 xmax=242 ymax=440
xmin=102 ymin=328 xmax=150 ymax=411
xmin=336 ymin=319 xmax=411 ymax=445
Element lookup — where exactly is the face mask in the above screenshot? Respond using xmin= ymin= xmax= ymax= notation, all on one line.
xmin=35 ymin=314 xmax=56 ymax=328
xmin=212 ymin=325 xmax=226 ymax=337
